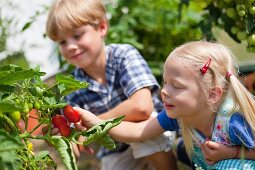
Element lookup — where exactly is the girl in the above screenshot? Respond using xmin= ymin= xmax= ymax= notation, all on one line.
xmin=74 ymin=41 xmax=255 ymax=169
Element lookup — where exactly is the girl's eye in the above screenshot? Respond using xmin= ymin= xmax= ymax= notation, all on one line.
xmin=173 ymin=83 xmax=182 ymax=89
xmin=162 ymin=81 xmax=167 ymax=86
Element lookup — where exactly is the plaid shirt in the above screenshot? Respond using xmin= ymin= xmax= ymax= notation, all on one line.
xmin=65 ymin=44 xmax=164 ymax=157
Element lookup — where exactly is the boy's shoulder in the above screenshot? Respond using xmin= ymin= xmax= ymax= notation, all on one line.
xmin=106 ymin=43 xmax=137 ymax=53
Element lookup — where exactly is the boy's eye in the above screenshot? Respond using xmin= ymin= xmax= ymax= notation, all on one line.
xmin=58 ymin=40 xmax=66 ymax=45
xmin=73 ymin=34 xmax=81 ymax=39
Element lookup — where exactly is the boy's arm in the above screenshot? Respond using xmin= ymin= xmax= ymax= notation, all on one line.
xmin=201 ymin=141 xmax=255 ymax=165
xmin=98 ymin=87 xmax=154 ymax=122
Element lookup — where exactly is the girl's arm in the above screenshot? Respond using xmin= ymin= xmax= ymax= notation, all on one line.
xmin=97 ymin=88 xmax=154 ymax=122
xmin=74 ymin=107 xmax=165 ymax=143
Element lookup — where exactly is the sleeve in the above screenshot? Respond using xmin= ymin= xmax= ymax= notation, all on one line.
xmin=157 ymin=110 xmax=179 ymax=131
xmin=229 ymin=112 xmax=254 ymax=149
xmin=118 ymin=44 xmax=159 ymax=97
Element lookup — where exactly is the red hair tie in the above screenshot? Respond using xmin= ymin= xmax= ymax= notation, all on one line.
xmin=200 ymin=58 xmax=212 ymax=74
xmin=226 ymin=72 xmax=233 ymax=78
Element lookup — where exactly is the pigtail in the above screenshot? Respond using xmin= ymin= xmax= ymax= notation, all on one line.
xmin=178 ymin=118 xmax=196 ymax=159
xmin=228 ymin=75 xmax=255 ymax=133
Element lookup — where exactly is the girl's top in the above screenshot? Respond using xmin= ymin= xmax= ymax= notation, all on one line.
xmin=157 ymin=98 xmax=255 ymax=169
xmin=65 ymin=44 xmax=164 ymax=157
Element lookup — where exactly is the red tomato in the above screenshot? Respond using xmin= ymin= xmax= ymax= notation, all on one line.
xmin=52 ymin=115 xmax=67 ymax=129
xmin=52 ymin=115 xmax=71 ymax=137
xmin=63 ymin=105 xmax=80 ymax=123
xmin=59 ymin=125 xmax=71 ymax=137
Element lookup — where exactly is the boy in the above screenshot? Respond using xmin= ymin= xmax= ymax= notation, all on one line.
xmin=46 ymin=0 xmax=177 ymax=169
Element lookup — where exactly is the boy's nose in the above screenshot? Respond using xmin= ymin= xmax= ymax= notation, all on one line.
xmin=66 ymin=40 xmax=78 ymax=51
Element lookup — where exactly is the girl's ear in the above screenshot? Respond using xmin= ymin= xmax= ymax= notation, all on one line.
xmin=208 ymin=87 xmax=223 ymax=104
xmin=98 ymin=21 xmax=108 ymax=37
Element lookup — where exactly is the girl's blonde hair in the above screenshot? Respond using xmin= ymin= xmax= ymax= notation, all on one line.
xmin=46 ymin=0 xmax=107 ymax=41
xmin=168 ymin=40 xmax=255 ymax=158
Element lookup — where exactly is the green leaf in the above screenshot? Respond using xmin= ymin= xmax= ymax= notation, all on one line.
xmin=0 ymin=130 xmax=23 ymax=152
xmin=82 ymin=115 xmax=125 ymax=149
xmin=0 ymin=101 xmax=23 ymax=112
xmin=51 ymin=136 xmax=77 ymax=170
xmin=0 ymin=69 xmax=45 ymax=85
xmin=35 ymin=151 xmax=57 ymax=169
xmin=97 ymin=134 xmax=116 ymax=150
xmin=0 ymin=84 xmax=15 ymax=93
xmin=0 ymin=65 xmax=22 ymax=72
xmin=0 ymin=130 xmax=23 ymax=170
xmin=21 ymin=21 xmax=32 ymax=32
xmin=55 ymin=74 xmax=89 ymax=96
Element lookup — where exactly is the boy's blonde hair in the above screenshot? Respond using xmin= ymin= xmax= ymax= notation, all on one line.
xmin=46 ymin=0 xmax=107 ymax=41
xmin=168 ymin=40 xmax=255 ymax=158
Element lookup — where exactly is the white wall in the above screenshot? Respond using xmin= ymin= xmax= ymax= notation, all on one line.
xmin=1 ymin=0 xmax=59 ymax=79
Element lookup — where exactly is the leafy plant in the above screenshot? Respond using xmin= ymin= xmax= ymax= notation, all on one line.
xmin=0 ymin=64 xmax=124 ymax=170
xmin=181 ymin=0 xmax=255 ymax=52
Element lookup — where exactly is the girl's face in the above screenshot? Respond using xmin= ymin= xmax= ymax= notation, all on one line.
xmin=55 ymin=23 xmax=107 ymax=69
xmin=161 ymin=57 xmax=207 ymax=120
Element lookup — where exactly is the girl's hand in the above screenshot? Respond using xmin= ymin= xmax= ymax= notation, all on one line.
xmin=201 ymin=140 xmax=237 ymax=165
xmin=73 ymin=107 xmax=103 ymax=128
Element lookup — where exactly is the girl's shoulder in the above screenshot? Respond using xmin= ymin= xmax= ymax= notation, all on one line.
xmin=229 ymin=112 xmax=255 ymax=148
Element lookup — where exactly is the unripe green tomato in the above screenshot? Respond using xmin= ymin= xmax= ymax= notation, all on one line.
xmin=23 ymin=103 xmax=30 ymax=113
xmin=34 ymin=102 xmax=41 ymax=110
xmin=15 ymin=99 xmax=21 ymax=104
xmin=249 ymin=6 xmax=255 ymax=15
xmin=247 ymin=34 xmax=255 ymax=45
xmin=28 ymin=102 xmax=33 ymax=109
xmin=10 ymin=111 xmax=21 ymax=123
xmin=236 ymin=4 xmax=245 ymax=11
xmin=226 ymin=8 xmax=237 ymax=19
xmin=231 ymin=26 xmax=238 ymax=34
xmin=237 ymin=31 xmax=247 ymax=40
xmin=238 ymin=10 xmax=246 ymax=17
xmin=217 ymin=1 xmax=224 ymax=9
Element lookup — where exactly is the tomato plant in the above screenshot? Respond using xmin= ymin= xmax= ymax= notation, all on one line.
xmin=0 ymin=64 xmax=124 ymax=170
xmin=179 ymin=0 xmax=255 ymax=52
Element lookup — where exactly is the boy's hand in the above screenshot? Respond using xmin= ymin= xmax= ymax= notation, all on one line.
xmin=201 ymin=140 xmax=237 ymax=165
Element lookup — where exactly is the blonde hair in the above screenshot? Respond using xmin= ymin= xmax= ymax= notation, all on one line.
xmin=46 ymin=0 xmax=107 ymax=41
xmin=168 ymin=40 xmax=255 ymax=158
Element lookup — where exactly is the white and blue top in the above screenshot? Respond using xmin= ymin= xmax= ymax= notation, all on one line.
xmin=157 ymin=97 xmax=255 ymax=169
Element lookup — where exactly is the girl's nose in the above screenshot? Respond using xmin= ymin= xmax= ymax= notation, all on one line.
xmin=161 ymin=87 xmax=168 ymax=98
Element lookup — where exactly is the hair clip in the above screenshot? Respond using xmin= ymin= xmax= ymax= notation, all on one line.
xmin=200 ymin=58 xmax=212 ymax=74
xmin=226 ymin=72 xmax=233 ymax=78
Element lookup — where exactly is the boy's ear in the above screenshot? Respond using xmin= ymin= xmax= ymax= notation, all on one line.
xmin=99 ymin=21 xmax=108 ymax=37
xmin=208 ymin=87 xmax=223 ymax=104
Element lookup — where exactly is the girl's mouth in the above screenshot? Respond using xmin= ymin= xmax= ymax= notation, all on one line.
xmin=164 ymin=102 xmax=174 ymax=109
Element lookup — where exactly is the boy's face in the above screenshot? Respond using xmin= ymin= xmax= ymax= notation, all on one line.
xmin=55 ymin=23 xmax=107 ymax=69
xmin=161 ymin=57 xmax=207 ymax=120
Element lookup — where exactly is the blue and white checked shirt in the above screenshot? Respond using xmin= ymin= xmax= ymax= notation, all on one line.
xmin=65 ymin=44 xmax=164 ymax=157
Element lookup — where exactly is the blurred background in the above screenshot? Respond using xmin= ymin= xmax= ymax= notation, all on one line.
xmin=1 ymin=0 xmax=255 ymax=169
xmin=1 ymin=0 xmax=255 ymax=80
